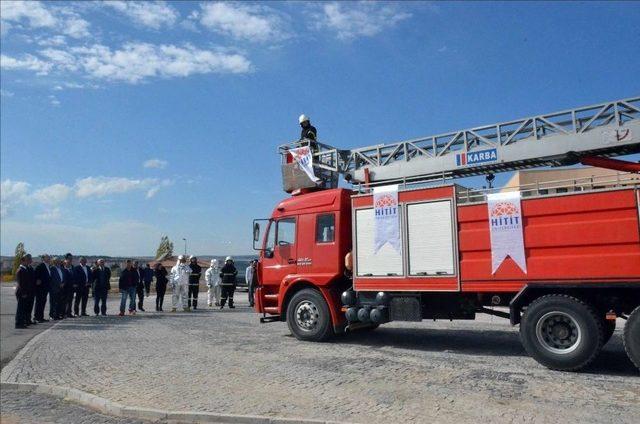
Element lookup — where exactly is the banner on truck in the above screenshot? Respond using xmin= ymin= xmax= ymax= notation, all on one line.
xmin=373 ymin=184 xmax=401 ymax=254
xmin=487 ymin=191 xmax=527 ymax=274
xmin=289 ymin=146 xmax=320 ymax=183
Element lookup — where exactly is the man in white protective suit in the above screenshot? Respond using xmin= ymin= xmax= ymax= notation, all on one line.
xmin=205 ymin=259 xmax=220 ymax=307
xmin=170 ymin=255 xmax=190 ymax=312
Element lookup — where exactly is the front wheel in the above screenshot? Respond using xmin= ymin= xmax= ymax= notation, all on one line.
xmin=286 ymin=288 xmax=334 ymax=342
xmin=623 ymin=306 xmax=640 ymax=370
xmin=520 ymin=295 xmax=603 ymax=371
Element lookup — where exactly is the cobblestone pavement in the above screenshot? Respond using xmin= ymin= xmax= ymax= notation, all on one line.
xmin=0 ymin=387 xmax=147 ymax=424
xmin=1 ymin=294 xmax=638 ymax=424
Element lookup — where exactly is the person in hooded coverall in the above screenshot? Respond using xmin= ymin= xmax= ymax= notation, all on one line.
xmin=219 ymin=256 xmax=238 ymax=309
xmin=170 ymin=255 xmax=190 ymax=312
xmin=187 ymin=256 xmax=202 ymax=310
xmin=205 ymin=259 xmax=220 ymax=307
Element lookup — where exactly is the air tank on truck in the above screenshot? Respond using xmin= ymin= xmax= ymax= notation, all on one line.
xmin=252 ymin=97 xmax=640 ymax=371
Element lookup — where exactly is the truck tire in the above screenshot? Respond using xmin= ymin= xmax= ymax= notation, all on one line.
xmin=520 ymin=295 xmax=603 ymax=371
xmin=602 ymin=319 xmax=616 ymax=346
xmin=286 ymin=288 xmax=333 ymax=342
xmin=623 ymin=306 xmax=640 ymax=370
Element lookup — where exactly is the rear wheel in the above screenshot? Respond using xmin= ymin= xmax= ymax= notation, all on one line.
xmin=286 ymin=289 xmax=333 ymax=342
xmin=623 ymin=306 xmax=640 ymax=370
xmin=520 ymin=295 xmax=603 ymax=371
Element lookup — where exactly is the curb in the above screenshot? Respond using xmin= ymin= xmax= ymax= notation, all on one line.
xmin=0 ymin=382 xmax=343 ymax=424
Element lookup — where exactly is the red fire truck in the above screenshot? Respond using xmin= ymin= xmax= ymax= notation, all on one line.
xmin=252 ymin=97 xmax=640 ymax=371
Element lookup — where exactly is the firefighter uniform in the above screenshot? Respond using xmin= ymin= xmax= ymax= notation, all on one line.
xmin=219 ymin=257 xmax=238 ymax=309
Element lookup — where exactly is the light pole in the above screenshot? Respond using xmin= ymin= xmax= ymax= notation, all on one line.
xmin=182 ymin=238 xmax=187 ymax=255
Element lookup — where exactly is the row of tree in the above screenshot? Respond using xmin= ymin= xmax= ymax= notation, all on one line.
xmin=9 ymin=236 xmax=176 ymax=277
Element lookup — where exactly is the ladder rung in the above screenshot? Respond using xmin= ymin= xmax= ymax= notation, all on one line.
xmin=264 ymin=306 xmax=279 ymax=314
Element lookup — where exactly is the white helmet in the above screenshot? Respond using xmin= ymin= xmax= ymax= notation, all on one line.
xmin=225 ymin=256 xmax=233 ymax=262
xmin=298 ymin=114 xmax=309 ymax=124
xmin=178 ymin=255 xmax=185 ymax=260
xmin=210 ymin=259 xmax=218 ymax=266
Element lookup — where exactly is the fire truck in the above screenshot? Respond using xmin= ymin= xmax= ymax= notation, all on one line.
xmin=252 ymin=97 xmax=640 ymax=371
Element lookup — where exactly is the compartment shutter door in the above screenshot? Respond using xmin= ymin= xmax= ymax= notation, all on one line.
xmin=407 ymin=201 xmax=455 ymax=275
xmin=355 ymin=208 xmax=403 ymax=277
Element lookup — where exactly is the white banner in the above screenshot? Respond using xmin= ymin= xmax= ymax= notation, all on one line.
xmin=373 ymin=184 xmax=401 ymax=254
xmin=289 ymin=146 xmax=320 ymax=183
xmin=487 ymin=191 xmax=527 ymax=274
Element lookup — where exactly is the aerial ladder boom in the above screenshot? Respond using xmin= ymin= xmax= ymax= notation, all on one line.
xmin=279 ymin=97 xmax=640 ymax=190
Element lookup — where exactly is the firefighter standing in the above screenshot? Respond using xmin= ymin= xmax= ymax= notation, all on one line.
xmin=298 ymin=114 xmax=318 ymax=154
xmin=187 ymin=256 xmax=202 ymax=310
xmin=219 ymin=256 xmax=238 ymax=309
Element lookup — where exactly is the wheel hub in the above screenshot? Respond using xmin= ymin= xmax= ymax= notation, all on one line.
xmin=295 ymin=301 xmax=319 ymax=331
xmin=535 ymin=311 xmax=582 ymax=355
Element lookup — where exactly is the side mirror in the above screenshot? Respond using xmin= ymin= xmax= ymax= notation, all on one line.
xmin=253 ymin=222 xmax=260 ymax=242
xmin=252 ymin=219 xmax=270 ymax=251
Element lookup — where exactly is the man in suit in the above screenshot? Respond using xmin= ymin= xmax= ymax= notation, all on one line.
xmin=93 ymin=259 xmax=111 ymax=316
xmin=49 ymin=257 xmax=65 ymax=320
xmin=34 ymin=254 xmax=52 ymax=322
xmin=61 ymin=253 xmax=77 ymax=318
xmin=143 ymin=263 xmax=153 ymax=296
xmin=15 ymin=254 xmax=34 ymax=329
xmin=22 ymin=254 xmax=38 ymax=326
xmin=74 ymin=256 xmax=93 ymax=316
xmin=133 ymin=260 xmax=145 ymax=312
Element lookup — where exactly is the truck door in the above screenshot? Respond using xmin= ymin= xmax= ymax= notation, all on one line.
xmin=262 ymin=217 xmax=298 ymax=287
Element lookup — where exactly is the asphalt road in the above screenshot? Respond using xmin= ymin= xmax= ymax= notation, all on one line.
xmin=0 ymin=285 xmax=55 ymax=369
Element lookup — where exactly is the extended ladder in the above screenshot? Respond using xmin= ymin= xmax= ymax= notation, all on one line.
xmin=279 ymin=97 xmax=639 ymax=187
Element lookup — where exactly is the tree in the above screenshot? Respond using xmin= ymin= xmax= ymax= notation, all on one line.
xmin=12 ymin=242 xmax=26 ymax=276
xmin=155 ymin=235 xmax=174 ymax=259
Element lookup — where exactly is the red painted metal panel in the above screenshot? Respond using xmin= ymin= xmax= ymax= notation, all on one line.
xmin=459 ymin=188 xmax=640 ymax=292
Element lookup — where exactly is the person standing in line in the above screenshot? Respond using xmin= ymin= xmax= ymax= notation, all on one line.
xmin=246 ymin=260 xmax=257 ymax=307
xmin=170 ymin=255 xmax=190 ymax=312
xmin=219 ymin=256 xmax=238 ymax=309
xmin=61 ymin=253 xmax=77 ymax=318
xmin=74 ymin=257 xmax=93 ymax=317
xmin=34 ymin=254 xmax=52 ymax=322
xmin=14 ymin=255 xmax=33 ymax=329
xmin=143 ymin=263 xmax=153 ymax=296
xmin=93 ymin=259 xmax=111 ymax=316
xmin=154 ymin=263 xmax=168 ymax=311
xmin=187 ymin=256 xmax=202 ymax=310
xmin=22 ymin=254 xmax=37 ymax=326
xmin=49 ymin=257 xmax=65 ymax=320
xmin=118 ymin=260 xmax=137 ymax=316
xmin=132 ymin=260 xmax=145 ymax=312
xmin=205 ymin=259 xmax=220 ymax=308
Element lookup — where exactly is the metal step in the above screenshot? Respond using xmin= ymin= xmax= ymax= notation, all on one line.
xmin=263 ymin=306 xmax=279 ymax=314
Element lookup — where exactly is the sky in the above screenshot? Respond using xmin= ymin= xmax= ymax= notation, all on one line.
xmin=1 ymin=1 xmax=639 ymax=257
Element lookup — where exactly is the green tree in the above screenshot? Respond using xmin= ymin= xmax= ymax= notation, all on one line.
xmin=12 ymin=242 xmax=26 ymax=276
xmin=155 ymin=235 xmax=174 ymax=259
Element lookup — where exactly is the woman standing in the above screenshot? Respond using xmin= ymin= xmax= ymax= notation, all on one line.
xmin=154 ymin=263 xmax=168 ymax=311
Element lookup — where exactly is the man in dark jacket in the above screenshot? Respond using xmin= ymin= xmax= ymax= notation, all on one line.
xmin=188 ymin=256 xmax=202 ymax=310
xmin=74 ymin=256 xmax=93 ymax=316
xmin=61 ymin=253 xmax=77 ymax=318
xmin=93 ymin=259 xmax=111 ymax=316
xmin=119 ymin=260 xmax=138 ymax=316
xmin=15 ymin=254 xmax=34 ymax=329
xmin=49 ymin=257 xmax=65 ymax=320
xmin=219 ymin=256 xmax=238 ymax=309
xmin=154 ymin=263 xmax=168 ymax=311
xmin=143 ymin=263 xmax=153 ymax=296
xmin=133 ymin=260 xmax=145 ymax=312
xmin=298 ymin=114 xmax=319 ymax=154
xmin=34 ymin=254 xmax=52 ymax=322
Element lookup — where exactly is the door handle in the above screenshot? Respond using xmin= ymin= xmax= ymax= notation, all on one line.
xmin=287 ymin=259 xmax=296 ymax=264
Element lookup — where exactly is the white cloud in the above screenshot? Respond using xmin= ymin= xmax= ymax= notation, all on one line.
xmin=0 ymin=180 xmax=30 ymax=218
xmin=75 ymin=176 xmax=158 ymax=198
xmin=0 ymin=1 xmax=90 ymax=39
xmin=143 ymin=158 xmax=168 ymax=169
xmin=104 ymin=1 xmax=179 ymax=29
xmin=315 ymin=2 xmax=411 ymax=40
xmin=48 ymin=94 xmax=61 ymax=106
xmin=0 ymin=53 xmax=52 ymax=74
xmin=35 ymin=207 xmax=62 ymax=221
xmin=32 ymin=184 xmax=71 ymax=205
xmin=0 ymin=89 xmax=14 ymax=97
xmin=199 ymin=2 xmax=287 ymax=42
xmin=37 ymin=35 xmax=67 ymax=46
xmin=2 ymin=42 xmax=251 ymax=83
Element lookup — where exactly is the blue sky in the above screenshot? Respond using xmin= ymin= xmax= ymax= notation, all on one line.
xmin=1 ymin=1 xmax=639 ymax=257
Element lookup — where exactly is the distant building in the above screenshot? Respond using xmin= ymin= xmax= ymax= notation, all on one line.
xmin=502 ymin=166 xmax=639 ymax=197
